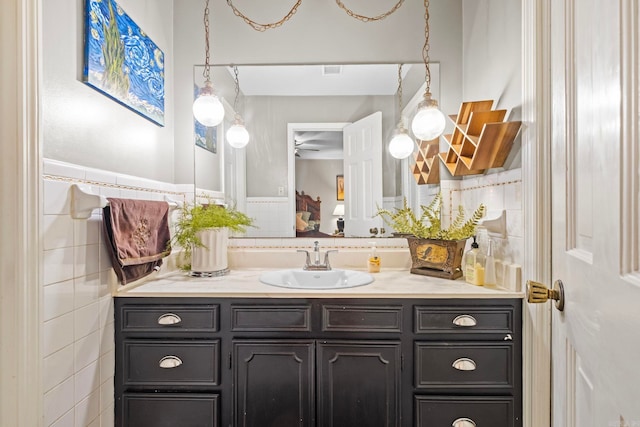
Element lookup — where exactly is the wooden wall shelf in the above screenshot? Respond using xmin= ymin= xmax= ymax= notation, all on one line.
xmin=438 ymin=100 xmax=522 ymax=176
xmin=412 ymin=139 xmax=439 ymax=185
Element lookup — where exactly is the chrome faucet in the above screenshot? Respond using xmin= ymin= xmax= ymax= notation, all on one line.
xmin=297 ymin=241 xmax=337 ymax=271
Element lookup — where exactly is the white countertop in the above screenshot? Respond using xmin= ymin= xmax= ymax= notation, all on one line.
xmin=115 ymin=268 xmax=524 ymax=299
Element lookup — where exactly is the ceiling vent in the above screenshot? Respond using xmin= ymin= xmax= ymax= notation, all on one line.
xmin=322 ymin=65 xmax=342 ymax=76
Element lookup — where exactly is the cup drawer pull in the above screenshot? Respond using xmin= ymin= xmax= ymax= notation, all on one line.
xmin=159 ymin=356 xmax=183 ymax=369
xmin=452 ymin=314 xmax=477 ymax=327
xmin=157 ymin=313 xmax=182 ymax=325
xmin=452 ymin=358 xmax=477 ymax=371
xmin=452 ymin=418 xmax=476 ymax=427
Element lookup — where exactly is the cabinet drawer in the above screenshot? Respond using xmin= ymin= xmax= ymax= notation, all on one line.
xmin=322 ymin=304 xmax=403 ymax=332
xmin=121 ymin=393 xmax=219 ymax=427
xmin=415 ymin=342 xmax=513 ymax=392
xmin=123 ymin=340 xmax=219 ymax=387
xmin=415 ymin=395 xmax=515 ymax=427
xmin=414 ymin=306 xmax=514 ymax=336
xmin=120 ymin=304 xmax=218 ymax=333
xmin=231 ymin=304 xmax=311 ymax=331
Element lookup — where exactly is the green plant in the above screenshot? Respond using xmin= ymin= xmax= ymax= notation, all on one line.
xmin=375 ymin=193 xmax=485 ymax=240
xmin=171 ymin=201 xmax=254 ymax=270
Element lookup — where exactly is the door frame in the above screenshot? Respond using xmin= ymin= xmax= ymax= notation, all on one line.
xmin=521 ymin=0 xmax=553 ymax=426
xmin=0 ymin=0 xmax=42 ymax=425
xmin=287 ymin=122 xmax=349 ymax=237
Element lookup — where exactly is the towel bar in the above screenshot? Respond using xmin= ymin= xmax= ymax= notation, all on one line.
xmin=70 ymin=184 xmax=181 ymax=219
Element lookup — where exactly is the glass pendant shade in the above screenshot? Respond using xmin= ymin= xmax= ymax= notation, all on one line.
xmin=193 ymin=82 xmax=225 ymax=127
xmin=388 ymin=127 xmax=415 ymax=159
xmin=226 ymin=120 xmax=250 ymax=148
xmin=411 ymin=96 xmax=446 ymax=141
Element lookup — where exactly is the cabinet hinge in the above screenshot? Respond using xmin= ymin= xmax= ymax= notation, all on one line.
xmin=401 ymin=354 xmax=404 ymax=371
xmin=228 ymin=352 xmax=232 ymax=370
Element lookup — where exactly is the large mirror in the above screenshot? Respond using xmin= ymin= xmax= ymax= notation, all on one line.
xmin=195 ymin=63 xmax=441 ymax=238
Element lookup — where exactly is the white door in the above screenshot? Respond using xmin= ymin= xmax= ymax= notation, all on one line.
xmin=536 ymin=0 xmax=640 ymax=425
xmin=343 ymin=111 xmax=383 ymax=237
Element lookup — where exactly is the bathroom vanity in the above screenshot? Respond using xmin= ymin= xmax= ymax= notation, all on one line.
xmin=114 ymin=271 xmax=522 ymax=427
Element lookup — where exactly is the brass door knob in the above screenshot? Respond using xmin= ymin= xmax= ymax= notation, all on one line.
xmin=526 ymin=279 xmax=565 ymax=311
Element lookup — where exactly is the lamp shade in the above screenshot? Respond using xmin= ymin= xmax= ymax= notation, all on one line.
xmin=389 ymin=129 xmax=415 ymax=159
xmin=226 ymin=123 xmax=250 ymax=148
xmin=411 ymin=96 xmax=446 ymax=141
xmin=332 ymin=204 xmax=345 ymax=216
xmin=193 ymin=82 xmax=225 ymax=127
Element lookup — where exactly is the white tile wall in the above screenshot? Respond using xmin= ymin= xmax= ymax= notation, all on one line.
xmin=245 ymin=198 xmax=291 ymax=237
xmin=42 ymin=159 xmax=191 ymax=426
xmin=417 ymin=169 xmax=524 ymax=268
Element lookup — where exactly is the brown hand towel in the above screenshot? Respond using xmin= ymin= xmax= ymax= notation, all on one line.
xmin=103 ymin=198 xmax=172 ymax=285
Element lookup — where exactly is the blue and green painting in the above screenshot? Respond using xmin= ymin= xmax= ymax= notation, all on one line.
xmin=84 ymin=0 xmax=165 ymax=126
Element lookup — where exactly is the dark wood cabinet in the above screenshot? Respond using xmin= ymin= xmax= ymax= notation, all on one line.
xmin=115 ymin=297 xmax=521 ymax=427
xmin=317 ymin=340 xmax=401 ymax=427
xmin=233 ymin=340 xmax=315 ymax=427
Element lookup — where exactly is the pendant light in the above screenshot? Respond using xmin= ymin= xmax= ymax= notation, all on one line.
xmin=192 ymin=0 xmax=224 ymax=127
xmin=226 ymin=66 xmax=250 ymax=148
xmin=388 ymin=63 xmax=415 ymax=159
xmin=410 ymin=0 xmax=446 ymax=141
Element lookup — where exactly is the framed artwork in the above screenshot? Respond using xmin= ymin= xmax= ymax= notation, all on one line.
xmin=83 ymin=0 xmax=165 ymax=126
xmin=336 ymin=175 xmax=344 ymax=201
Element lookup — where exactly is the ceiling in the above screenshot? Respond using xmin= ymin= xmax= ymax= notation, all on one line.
xmin=229 ymin=63 xmax=414 ymax=97
xmin=294 ymin=130 xmax=343 ymax=160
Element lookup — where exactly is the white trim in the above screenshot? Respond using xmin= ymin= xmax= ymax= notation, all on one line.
xmin=521 ymin=0 xmax=553 ymax=426
xmin=0 ymin=0 xmax=42 ymax=425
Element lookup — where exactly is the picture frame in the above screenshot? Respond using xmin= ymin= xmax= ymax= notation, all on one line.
xmin=336 ymin=175 xmax=344 ymax=201
xmin=83 ymin=0 xmax=165 ymax=126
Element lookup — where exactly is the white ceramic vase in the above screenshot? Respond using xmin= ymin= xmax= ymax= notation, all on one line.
xmin=190 ymin=228 xmax=229 ymax=274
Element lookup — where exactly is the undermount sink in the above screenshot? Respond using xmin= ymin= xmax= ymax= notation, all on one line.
xmin=259 ymin=268 xmax=374 ymax=290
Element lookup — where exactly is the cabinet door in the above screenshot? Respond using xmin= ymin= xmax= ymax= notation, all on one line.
xmin=317 ymin=341 xmax=401 ymax=427
xmin=233 ymin=340 xmax=315 ymax=427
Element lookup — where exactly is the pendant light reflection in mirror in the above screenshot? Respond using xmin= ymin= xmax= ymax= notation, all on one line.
xmin=192 ymin=0 xmax=225 ymax=127
xmin=226 ymin=66 xmax=250 ymax=148
xmin=388 ymin=63 xmax=415 ymax=159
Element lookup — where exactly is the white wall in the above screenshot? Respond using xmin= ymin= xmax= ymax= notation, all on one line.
xmin=451 ymin=0 xmax=523 ymax=273
xmin=42 ymin=0 xmax=176 ymax=183
xmin=41 ymin=0 xmax=176 ymax=425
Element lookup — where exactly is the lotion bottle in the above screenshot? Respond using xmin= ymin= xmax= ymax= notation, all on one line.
xmin=464 ymin=236 xmax=484 ymax=285
xmin=368 ymin=242 xmax=381 ymax=273
xmin=484 ymin=240 xmax=497 ymax=287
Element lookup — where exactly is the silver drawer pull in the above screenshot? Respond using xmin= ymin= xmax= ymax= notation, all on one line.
xmin=452 ymin=315 xmax=477 ymax=327
xmin=504 ymin=334 xmax=513 ymax=341
xmin=157 ymin=313 xmax=182 ymax=325
xmin=452 ymin=358 xmax=477 ymax=371
xmin=452 ymin=418 xmax=476 ymax=427
xmin=159 ymin=356 xmax=183 ymax=369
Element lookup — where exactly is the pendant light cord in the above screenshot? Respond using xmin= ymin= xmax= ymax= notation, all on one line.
xmin=203 ymin=0 xmax=211 ymax=82
xmin=422 ymin=0 xmax=431 ymax=94
xmin=336 ymin=0 xmax=404 ymax=22
xmin=397 ymin=63 xmax=406 ymax=131
xmin=226 ymin=0 xmax=302 ymax=32
xmin=232 ymin=65 xmax=240 ymax=117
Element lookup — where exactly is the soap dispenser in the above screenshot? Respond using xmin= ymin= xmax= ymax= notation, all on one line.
xmin=367 ymin=242 xmax=381 ymax=273
xmin=484 ymin=240 xmax=497 ymax=287
xmin=464 ymin=236 xmax=484 ymax=286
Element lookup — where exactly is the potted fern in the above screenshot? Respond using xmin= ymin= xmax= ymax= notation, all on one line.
xmin=375 ymin=193 xmax=485 ymax=279
xmin=172 ymin=201 xmax=254 ymax=276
